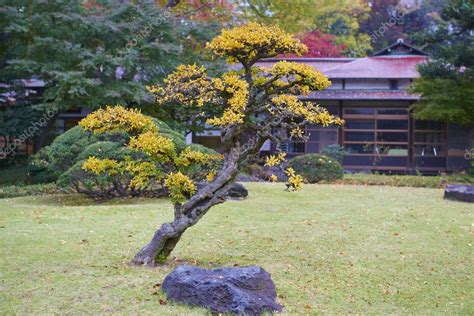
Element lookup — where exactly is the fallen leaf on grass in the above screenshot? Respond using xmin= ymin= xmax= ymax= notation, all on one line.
xmin=159 ymin=299 xmax=167 ymax=305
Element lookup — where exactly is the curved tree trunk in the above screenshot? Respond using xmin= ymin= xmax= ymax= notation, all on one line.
xmin=132 ymin=147 xmax=241 ymax=266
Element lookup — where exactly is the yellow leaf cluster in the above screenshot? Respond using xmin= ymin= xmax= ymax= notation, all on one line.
xmin=290 ymin=126 xmax=305 ymax=139
xmin=126 ymin=161 xmax=161 ymax=190
xmin=82 ymin=157 xmax=162 ymax=191
xmin=269 ymin=174 xmax=278 ymax=182
xmin=79 ymin=105 xmax=157 ymax=135
xmin=176 ymin=147 xmax=213 ymax=167
xmin=206 ymin=73 xmax=249 ymax=126
xmin=285 ymin=167 xmax=304 ymax=191
xmin=129 ymin=131 xmax=176 ymax=162
xmin=164 ymin=172 xmax=197 ymax=203
xmin=206 ymin=22 xmax=307 ymax=64
xmin=271 ymin=95 xmax=344 ymax=126
xmin=266 ymin=61 xmax=331 ymax=95
xmin=206 ymin=171 xmax=216 ymax=182
xmin=82 ymin=157 xmax=121 ymax=175
xmin=147 ymin=64 xmax=216 ymax=108
xmin=265 ymin=152 xmax=286 ymax=167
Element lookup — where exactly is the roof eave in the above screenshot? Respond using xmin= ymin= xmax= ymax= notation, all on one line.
xmin=260 ymin=57 xmax=357 ymax=62
xmin=371 ymin=39 xmax=429 ymax=57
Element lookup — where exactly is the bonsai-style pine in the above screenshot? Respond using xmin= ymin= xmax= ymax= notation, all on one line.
xmin=80 ymin=23 xmax=342 ymax=266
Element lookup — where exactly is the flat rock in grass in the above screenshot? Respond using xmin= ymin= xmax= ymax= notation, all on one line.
xmin=444 ymin=185 xmax=474 ymax=202
xmin=225 ymin=182 xmax=248 ymax=200
xmin=162 ymin=265 xmax=282 ymax=315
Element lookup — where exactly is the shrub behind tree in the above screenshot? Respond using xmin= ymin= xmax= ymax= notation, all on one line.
xmin=288 ymin=154 xmax=343 ymax=183
xmin=29 ymin=115 xmax=219 ymax=198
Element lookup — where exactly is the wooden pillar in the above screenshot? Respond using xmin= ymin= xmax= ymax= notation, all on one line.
xmin=338 ymin=100 xmax=344 ymax=146
xmin=408 ymin=105 xmax=415 ymax=173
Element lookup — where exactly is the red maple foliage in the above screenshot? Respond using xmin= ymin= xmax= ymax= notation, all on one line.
xmin=283 ymin=30 xmax=346 ymax=58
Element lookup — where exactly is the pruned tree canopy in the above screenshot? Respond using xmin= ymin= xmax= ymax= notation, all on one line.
xmin=79 ymin=23 xmax=342 ymax=266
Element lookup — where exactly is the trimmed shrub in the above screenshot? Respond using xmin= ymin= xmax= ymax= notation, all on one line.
xmin=29 ymin=118 xmax=219 ymax=199
xmin=77 ymin=141 xmax=141 ymax=161
xmin=56 ymin=160 xmax=160 ymax=199
xmin=153 ymin=118 xmax=186 ymax=150
xmin=28 ymin=126 xmax=97 ymax=182
xmin=0 ymin=183 xmax=61 ymax=199
xmin=28 ymin=118 xmax=187 ymax=184
xmin=329 ymin=173 xmax=474 ymax=188
xmin=288 ymin=154 xmax=343 ymax=183
xmin=0 ymin=164 xmax=31 ymax=185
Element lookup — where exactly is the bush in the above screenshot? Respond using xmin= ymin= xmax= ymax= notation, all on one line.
xmin=28 ymin=119 xmax=188 ymax=184
xmin=0 ymin=164 xmax=31 ymax=185
xmin=28 ymin=126 xmax=98 ymax=182
xmin=0 ymin=183 xmax=61 ymax=199
xmin=56 ymin=142 xmax=149 ymax=198
xmin=29 ymin=118 xmax=219 ymax=199
xmin=0 ymin=156 xmax=33 ymax=185
xmin=56 ymin=160 xmax=159 ymax=199
xmin=288 ymin=154 xmax=343 ymax=183
xmin=321 ymin=144 xmax=346 ymax=163
xmin=329 ymin=173 xmax=474 ymax=188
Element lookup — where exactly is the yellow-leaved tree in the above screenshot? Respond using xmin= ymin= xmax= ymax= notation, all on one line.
xmin=81 ymin=23 xmax=342 ymax=266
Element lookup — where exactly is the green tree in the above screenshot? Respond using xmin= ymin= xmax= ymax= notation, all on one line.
xmin=156 ymin=0 xmax=235 ymax=23
xmin=410 ymin=0 xmax=474 ymax=126
xmin=0 ymin=0 xmax=220 ymax=151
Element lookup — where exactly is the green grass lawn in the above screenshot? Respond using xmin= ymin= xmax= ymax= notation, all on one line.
xmin=1 ymin=183 xmax=473 ymax=314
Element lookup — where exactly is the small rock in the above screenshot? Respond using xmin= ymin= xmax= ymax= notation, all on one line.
xmin=444 ymin=185 xmax=474 ymax=203
xmin=162 ymin=265 xmax=282 ymax=315
xmin=196 ymin=182 xmax=248 ymax=200
xmin=225 ymin=182 xmax=248 ymax=200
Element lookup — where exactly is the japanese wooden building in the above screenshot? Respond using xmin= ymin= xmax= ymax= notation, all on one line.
xmin=191 ymin=40 xmax=473 ymax=174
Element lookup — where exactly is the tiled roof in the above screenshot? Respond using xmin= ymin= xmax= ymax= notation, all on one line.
xmin=324 ymin=56 xmax=427 ymax=79
xmin=301 ymin=90 xmax=420 ymax=101
xmin=237 ymin=55 xmax=427 ymax=79
xmin=257 ymin=58 xmax=355 ymax=72
xmin=229 ymin=58 xmax=355 ymax=73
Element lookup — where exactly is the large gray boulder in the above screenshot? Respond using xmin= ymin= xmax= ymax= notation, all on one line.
xmin=444 ymin=185 xmax=474 ymax=202
xmin=162 ymin=265 xmax=282 ymax=315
